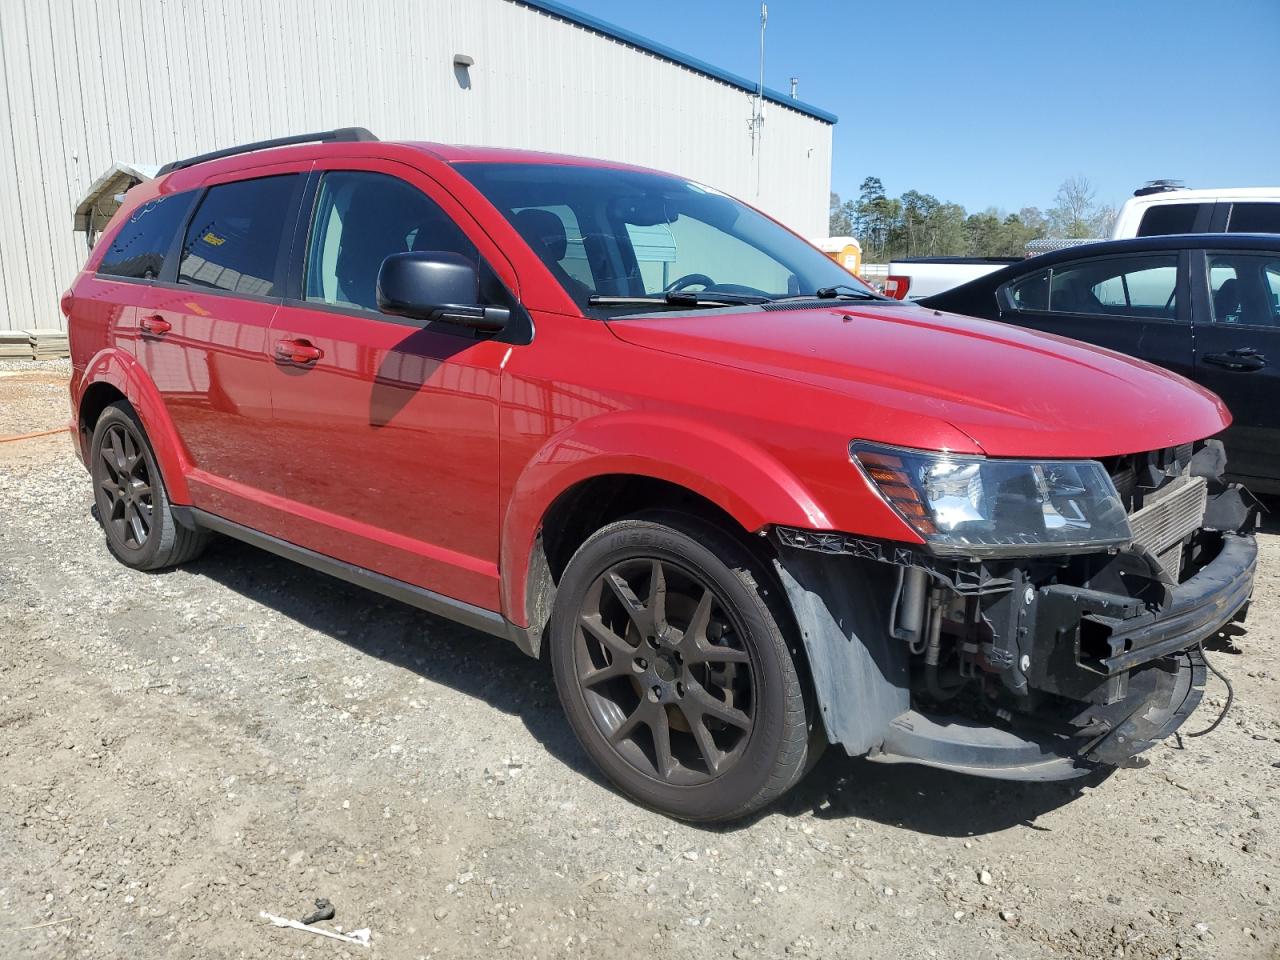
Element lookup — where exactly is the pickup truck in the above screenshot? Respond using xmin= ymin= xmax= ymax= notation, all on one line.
xmin=886 ymin=182 xmax=1280 ymax=300
xmin=67 ymin=130 xmax=1258 ymax=821
xmin=883 ymin=255 xmax=1020 ymax=300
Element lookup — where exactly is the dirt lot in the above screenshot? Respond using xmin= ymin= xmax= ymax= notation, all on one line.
xmin=1 ymin=360 xmax=1277 ymax=960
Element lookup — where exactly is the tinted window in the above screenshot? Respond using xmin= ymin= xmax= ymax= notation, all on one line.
xmin=1049 ymin=255 xmax=1178 ymax=317
xmin=1227 ymin=202 xmax=1280 ymax=234
xmin=1005 ymin=267 xmax=1051 ymax=311
xmin=97 ymin=193 xmax=192 ymax=280
xmin=178 ymin=176 xmax=299 ymax=296
xmin=1206 ymin=253 xmax=1280 ymax=327
xmin=306 ymin=171 xmax=477 ymax=311
xmin=1136 ymin=203 xmax=1202 ymax=237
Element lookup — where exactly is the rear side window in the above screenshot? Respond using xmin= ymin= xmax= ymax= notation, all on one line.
xmin=1006 ymin=267 xmax=1051 ymax=311
xmin=1227 ymin=202 xmax=1280 ymax=234
xmin=1049 ymin=255 xmax=1179 ymax=318
xmin=178 ymin=176 xmax=300 ymax=296
xmin=1001 ymin=256 xmax=1180 ymax=319
xmin=1136 ymin=203 xmax=1202 ymax=237
xmin=97 ymin=193 xmax=192 ymax=280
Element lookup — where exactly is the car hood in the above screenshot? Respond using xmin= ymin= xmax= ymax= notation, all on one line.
xmin=606 ymin=303 xmax=1230 ymax=459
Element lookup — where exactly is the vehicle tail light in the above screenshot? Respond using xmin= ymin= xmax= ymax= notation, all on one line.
xmin=883 ymin=275 xmax=911 ymax=300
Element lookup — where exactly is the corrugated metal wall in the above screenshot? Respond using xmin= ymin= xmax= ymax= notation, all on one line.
xmin=0 ymin=0 xmax=833 ymax=332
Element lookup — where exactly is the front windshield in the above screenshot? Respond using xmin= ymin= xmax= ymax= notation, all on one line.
xmin=455 ymin=162 xmax=876 ymax=316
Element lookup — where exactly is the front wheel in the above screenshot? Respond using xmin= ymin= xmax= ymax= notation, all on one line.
xmin=549 ymin=513 xmax=812 ymax=821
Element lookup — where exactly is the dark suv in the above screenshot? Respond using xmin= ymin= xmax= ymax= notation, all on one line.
xmin=65 ymin=129 xmax=1257 ymax=820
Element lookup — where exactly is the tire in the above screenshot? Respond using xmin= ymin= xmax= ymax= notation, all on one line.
xmin=549 ymin=511 xmax=811 ymax=822
xmin=89 ymin=401 xmax=209 ymax=571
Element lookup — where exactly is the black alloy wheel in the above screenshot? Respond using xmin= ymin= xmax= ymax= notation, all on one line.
xmin=89 ymin=402 xmax=209 ymax=570
xmin=97 ymin=421 xmax=155 ymax=549
xmin=576 ymin=556 xmax=757 ymax=784
xmin=551 ymin=513 xmax=812 ymax=821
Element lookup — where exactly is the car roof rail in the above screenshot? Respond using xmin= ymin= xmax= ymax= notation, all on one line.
xmin=156 ymin=127 xmax=378 ymax=175
xmin=1133 ymin=179 xmax=1186 ymax=197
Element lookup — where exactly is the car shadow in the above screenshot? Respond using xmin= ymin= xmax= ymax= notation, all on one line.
xmin=762 ymin=750 xmax=1112 ymax=836
xmin=183 ymin=536 xmax=598 ymax=781
xmin=182 ymin=535 xmax=1103 ymax=837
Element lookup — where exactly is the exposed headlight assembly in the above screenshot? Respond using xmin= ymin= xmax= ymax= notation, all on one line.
xmin=851 ymin=441 xmax=1132 ymax=557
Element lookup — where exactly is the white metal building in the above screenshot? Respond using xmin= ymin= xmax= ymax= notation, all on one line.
xmin=0 ymin=0 xmax=836 ymax=332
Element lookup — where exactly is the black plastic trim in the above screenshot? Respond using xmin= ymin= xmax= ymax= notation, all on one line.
xmin=176 ymin=506 xmax=511 ymax=641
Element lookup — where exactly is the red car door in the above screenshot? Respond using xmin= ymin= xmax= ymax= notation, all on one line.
xmin=266 ymin=159 xmax=519 ymax=611
xmin=131 ymin=165 xmax=308 ymax=528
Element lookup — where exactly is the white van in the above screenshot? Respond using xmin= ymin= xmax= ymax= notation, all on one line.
xmin=1112 ymin=182 xmax=1280 ymax=239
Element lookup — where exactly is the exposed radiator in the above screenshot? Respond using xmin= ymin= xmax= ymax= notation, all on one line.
xmin=1128 ymin=476 xmax=1208 ymax=580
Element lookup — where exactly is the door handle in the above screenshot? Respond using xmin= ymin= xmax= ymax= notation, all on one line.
xmin=274 ymin=338 xmax=324 ymax=365
xmin=139 ymin=314 xmax=171 ymax=337
xmin=1203 ymin=349 xmax=1266 ymax=372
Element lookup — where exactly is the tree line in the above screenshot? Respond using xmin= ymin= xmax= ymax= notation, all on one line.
xmin=829 ymin=175 xmax=1117 ymax=262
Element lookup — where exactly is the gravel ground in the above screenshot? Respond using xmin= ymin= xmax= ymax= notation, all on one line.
xmin=1 ymin=360 xmax=1277 ymax=960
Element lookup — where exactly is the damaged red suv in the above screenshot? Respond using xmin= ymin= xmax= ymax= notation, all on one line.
xmin=65 ymin=129 xmax=1257 ymax=821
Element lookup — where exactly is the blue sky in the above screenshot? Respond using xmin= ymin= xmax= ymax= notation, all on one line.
xmin=563 ymin=0 xmax=1280 ymax=216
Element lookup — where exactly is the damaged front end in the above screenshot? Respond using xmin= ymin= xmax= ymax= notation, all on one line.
xmin=773 ymin=441 xmax=1258 ymax=781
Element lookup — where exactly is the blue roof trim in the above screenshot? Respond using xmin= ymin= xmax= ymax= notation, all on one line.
xmin=512 ymin=0 xmax=838 ymax=125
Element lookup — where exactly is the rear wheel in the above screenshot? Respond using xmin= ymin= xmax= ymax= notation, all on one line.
xmin=550 ymin=512 xmax=811 ymax=821
xmin=89 ymin=402 xmax=208 ymax=570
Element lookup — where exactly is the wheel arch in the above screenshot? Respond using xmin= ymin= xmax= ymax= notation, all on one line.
xmin=500 ymin=413 xmax=833 ymax=655
xmin=75 ymin=348 xmax=192 ymax=503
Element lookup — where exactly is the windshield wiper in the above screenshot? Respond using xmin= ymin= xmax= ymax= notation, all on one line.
xmin=813 ymin=284 xmax=880 ymax=300
xmin=588 ymin=291 xmax=771 ymax=309
xmin=766 ymin=284 xmax=883 ymax=304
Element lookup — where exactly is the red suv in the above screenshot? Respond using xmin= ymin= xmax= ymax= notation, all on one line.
xmin=65 ymin=129 xmax=1257 ymax=821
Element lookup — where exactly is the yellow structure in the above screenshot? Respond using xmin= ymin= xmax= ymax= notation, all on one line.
xmin=810 ymin=236 xmax=862 ymax=276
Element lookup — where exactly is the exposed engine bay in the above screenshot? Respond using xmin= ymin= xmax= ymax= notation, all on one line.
xmin=773 ymin=441 xmax=1259 ymax=780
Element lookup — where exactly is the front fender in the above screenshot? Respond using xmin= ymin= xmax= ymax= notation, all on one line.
xmin=77 ymin=347 xmax=193 ymax=504
xmin=500 ymin=411 xmax=833 ymax=627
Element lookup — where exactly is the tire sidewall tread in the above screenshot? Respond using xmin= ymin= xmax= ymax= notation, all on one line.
xmin=550 ymin=512 xmax=808 ymax=822
xmin=89 ymin=402 xmax=207 ymax=571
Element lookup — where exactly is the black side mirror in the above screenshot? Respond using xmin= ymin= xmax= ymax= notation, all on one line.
xmin=376 ymin=251 xmax=509 ymax=332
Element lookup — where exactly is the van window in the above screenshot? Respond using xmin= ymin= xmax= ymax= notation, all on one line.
xmin=178 ymin=176 xmax=300 ymax=296
xmin=1136 ymin=203 xmax=1202 ymax=237
xmin=305 ymin=171 xmax=477 ymax=312
xmin=1227 ymin=202 xmax=1280 ymax=234
xmin=97 ymin=193 xmax=192 ymax=280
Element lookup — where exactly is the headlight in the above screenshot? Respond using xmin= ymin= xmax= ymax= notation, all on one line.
xmin=851 ymin=441 xmax=1132 ymax=557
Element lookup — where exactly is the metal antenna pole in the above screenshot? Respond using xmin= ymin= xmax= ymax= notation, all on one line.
xmin=755 ymin=2 xmax=767 ymax=195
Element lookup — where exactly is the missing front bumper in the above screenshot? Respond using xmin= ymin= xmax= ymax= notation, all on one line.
xmin=1026 ymin=532 xmax=1255 ymax=703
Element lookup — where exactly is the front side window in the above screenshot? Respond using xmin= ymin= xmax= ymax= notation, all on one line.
xmin=97 ymin=192 xmax=192 ymax=280
xmin=305 ymin=171 xmax=478 ymax=312
xmin=456 ymin=162 xmax=872 ymax=315
xmin=1206 ymin=253 xmax=1280 ymax=327
xmin=1227 ymin=202 xmax=1280 ymax=234
xmin=178 ymin=176 xmax=300 ymax=296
